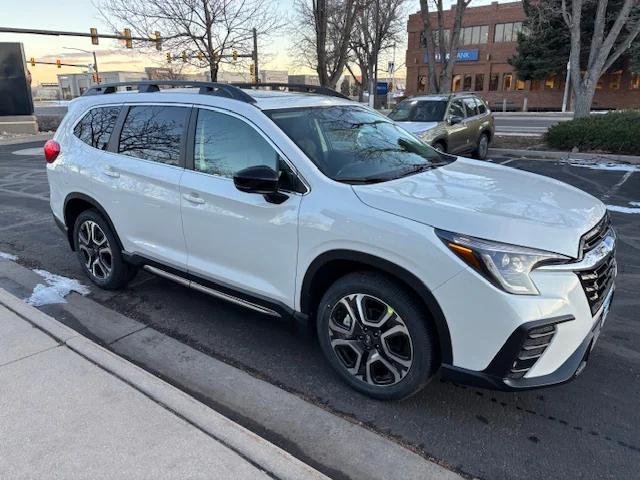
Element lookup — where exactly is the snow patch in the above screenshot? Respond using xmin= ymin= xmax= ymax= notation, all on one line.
xmin=568 ymin=161 xmax=639 ymax=172
xmin=0 ymin=251 xmax=18 ymax=261
xmin=607 ymin=205 xmax=640 ymax=214
xmin=25 ymin=269 xmax=90 ymax=307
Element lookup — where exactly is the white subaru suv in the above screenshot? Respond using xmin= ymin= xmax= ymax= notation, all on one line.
xmin=46 ymin=81 xmax=616 ymax=400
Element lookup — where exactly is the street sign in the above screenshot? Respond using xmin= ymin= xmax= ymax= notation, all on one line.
xmin=388 ymin=61 xmax=395 ymax=73
xmin=376 ymin=81 xmax=389 ymax=95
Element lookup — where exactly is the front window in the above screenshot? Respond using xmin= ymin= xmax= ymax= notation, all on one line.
xmin=387 ymin=100 xmax=447 ymax=123
xmin=266 ymin=106 xmax=451 ymax=184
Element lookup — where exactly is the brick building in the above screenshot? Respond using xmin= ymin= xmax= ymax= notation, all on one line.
xmin=405 ymin=1 xmax=640 ymax=111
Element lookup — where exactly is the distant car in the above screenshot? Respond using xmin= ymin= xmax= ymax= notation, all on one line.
xmin=388 ymin=93 xmax=495 ymax=159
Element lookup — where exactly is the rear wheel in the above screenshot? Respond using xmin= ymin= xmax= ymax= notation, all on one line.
xmin=473 ymin=133 xmax=490 ymax=160
xmin=73 ymin=210 xmax=136 ymax=290
xmin=316 ymin=271 xmax=438 ymax=400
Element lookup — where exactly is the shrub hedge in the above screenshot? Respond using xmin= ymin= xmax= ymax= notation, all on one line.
xmin=545 ymin=110 xmax=640 ymax=155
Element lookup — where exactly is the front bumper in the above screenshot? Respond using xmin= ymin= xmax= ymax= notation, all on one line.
xmin=440 ymin=287 xmax=613 ymax=391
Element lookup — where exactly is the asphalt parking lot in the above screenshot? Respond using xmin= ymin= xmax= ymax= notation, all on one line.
xmin=1 ymin=141 xmax=639 ymax=480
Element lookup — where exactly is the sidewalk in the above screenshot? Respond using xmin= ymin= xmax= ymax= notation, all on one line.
xmin=0 ymin=288 xmax=328 ymax=480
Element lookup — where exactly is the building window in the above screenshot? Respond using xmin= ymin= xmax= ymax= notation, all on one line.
xmin=544 ymin=75 xmax=557 ymax=89
xmin=503 ymin=73 xmax=513 ymax=90
xmin=452 ymin=75 xmax=462 ymax=92
xmin=631 ymin=73 xmax=640 ymax=90
xmin=417 ymin=75 xmax=427 ymax=92
xmin=475 ymin=73 xmax=484 ymax=91
xmin=463 ymin=74 xmax=473 ymax=91
xmin=489 ymin=73 xmax=500 ymax=91
xmin=609 ymin=71 xmax=622 ymax=90
xmin=597 ymin=78 xmax=604 ymax=90
xmin=515 ymin=78 xmax=526 ymax=90
xmin=459 ymin=25 xmax=489 ymax=46
xmin=530 ymin=79 xmax=541 ymax=91
xmin=494 ymin=22 xmax=523 ymax=42
xmin=420 ymin=29 xmax=451 ymax=48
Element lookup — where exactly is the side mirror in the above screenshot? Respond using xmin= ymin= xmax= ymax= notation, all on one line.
xmin=448 ymin=115 xmax=463 ymax=125
xmin=233 ymin=165 xmax=279 ymax=194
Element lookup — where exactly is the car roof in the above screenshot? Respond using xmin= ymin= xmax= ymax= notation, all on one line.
xmin=70 ymin=86 xmax=354 ymax=113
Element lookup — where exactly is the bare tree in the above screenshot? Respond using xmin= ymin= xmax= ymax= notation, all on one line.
xmin=96 ymin=0 xmax=284 ymax=81
xmin=419 ymin=0 xmax=472 ymax=93
xmin=561 ymin=0 xmax=640 ymax=117
xmin=347 ymin=0 xmax=406 ymax=102
xmin=293 ymin=0 xmax=360 ymax=88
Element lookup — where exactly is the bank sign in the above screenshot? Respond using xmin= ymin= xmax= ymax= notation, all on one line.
xmin=424 ymin=49 xmax=480 ymax=64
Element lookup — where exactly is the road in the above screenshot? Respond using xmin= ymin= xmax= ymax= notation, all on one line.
xmin=1 ymin=141 xmax=639 ymax=480
xmin=34 ymin=103 xmax=570 ymax=135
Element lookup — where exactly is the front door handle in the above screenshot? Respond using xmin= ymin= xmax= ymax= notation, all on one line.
xmin=183 ymin=192 xmax=205 ymax=205
xmin=103 ymin=167 xmax=120 ymax=178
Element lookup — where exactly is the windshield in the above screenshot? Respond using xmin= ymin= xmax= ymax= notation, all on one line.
xmin=266 ymin=106 xmax=452 ymax=184
xmin=388 ymin=100 xmax=447 ymax=123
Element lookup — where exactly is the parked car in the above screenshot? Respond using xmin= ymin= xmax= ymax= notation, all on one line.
xmin=46 ymin=81 xmax=615 ymax=400
xmin=388 ymin=93 xmax=495 ymax=159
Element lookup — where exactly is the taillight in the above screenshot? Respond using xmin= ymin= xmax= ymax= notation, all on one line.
xmin=44 ymin=140 xmax=61 ymax=163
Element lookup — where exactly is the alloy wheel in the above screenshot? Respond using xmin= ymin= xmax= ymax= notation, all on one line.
xmin=328 ymin=293 xmax=414 ymax=387
xmin=478 ymin=135 xmax=489 ymax=158
xmin=78 ymin=220 xmax=113 ymax=280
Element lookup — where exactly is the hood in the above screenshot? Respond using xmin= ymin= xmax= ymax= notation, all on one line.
xmin=352 ymin=158 xmax=605 ymax=258
xmin=397 ymin=121 xmax=439 ymax=135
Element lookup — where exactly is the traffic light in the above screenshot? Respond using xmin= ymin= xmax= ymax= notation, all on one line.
xmin=56 ymin=59 xmax=61 ymax=69
xmin=182 ymin=51 xmax=187 ymax=63
xmin=232 ymin=50 xmax=238 ymax=62
xmin=166 ymin=52 xmax=172 ymax=64
xmin=90 ymin=27 xmax=99 ymax=45
xmin=123 ymin=28 xmax=132 ymax=48
xmin=249 ymin=63 xmax=256 ymax=83
xmin=30 ymin=57 xmax=35 ymax=67
xmin=154 ymin=31 xmax=162 ymax=51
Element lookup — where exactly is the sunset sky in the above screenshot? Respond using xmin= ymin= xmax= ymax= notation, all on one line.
xmin=1 ymin=0 xmax=504 ymax=85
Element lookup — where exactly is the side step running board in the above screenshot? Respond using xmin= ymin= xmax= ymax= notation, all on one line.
xmin=143 ymin=265 xmax=281 ymax=318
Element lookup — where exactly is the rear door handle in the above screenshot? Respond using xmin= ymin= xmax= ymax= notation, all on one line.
xmin=103 ymin=167 xmax=120 ymax=178
xmin=182 ymin=192 xmax=205 ymax=205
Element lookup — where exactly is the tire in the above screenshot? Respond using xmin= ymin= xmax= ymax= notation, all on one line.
xmin=473 ymin=133 xmax=490 ymax=160
xmin=432 ymin=141 xmax=446 ymax=153
xmin=73 ymin=209 xmax=136 ymax=290
xmin=316 ymin=271 xmax=438 ymax=400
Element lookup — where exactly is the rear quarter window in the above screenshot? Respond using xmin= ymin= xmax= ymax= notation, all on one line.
xmin=73 ymin=106 xmax=121 ymax=150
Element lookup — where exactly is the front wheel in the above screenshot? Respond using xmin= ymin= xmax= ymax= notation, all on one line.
xmin=473 ymin=133 xmax=490 ymax=160
xmin=316 ymin=272 xmax=438 ymax=400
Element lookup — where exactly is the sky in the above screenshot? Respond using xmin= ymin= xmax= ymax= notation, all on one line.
xmin=0 ymin=0 xmax=505 ymax=85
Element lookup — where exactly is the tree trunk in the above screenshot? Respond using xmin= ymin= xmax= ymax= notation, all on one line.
xmin=573 ymin=85 xmax=596 ymax=118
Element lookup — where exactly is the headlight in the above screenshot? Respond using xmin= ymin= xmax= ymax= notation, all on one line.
xmin=436 ymin=229 xmax=569 ymax=295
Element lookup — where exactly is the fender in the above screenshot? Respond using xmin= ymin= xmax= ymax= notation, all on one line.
xmin=300 ymin=250 xmax=453 ymax=364
xmin=62 ymin=192 xmax=124 ymax=252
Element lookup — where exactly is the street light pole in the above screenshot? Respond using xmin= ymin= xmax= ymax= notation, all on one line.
xmin=562 ymin=61 xmax=570 ymax=113
xmin=62 ymin=47 xmax=99 ymax=83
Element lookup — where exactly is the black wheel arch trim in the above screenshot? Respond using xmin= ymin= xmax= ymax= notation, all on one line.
xmin=300 ymin=250 xmax=453 ymax=364
xmin=62 ymin=193 xmax=124 ymax=252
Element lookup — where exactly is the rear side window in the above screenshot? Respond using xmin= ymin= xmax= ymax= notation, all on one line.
xmin=73 ymin=106 xmax=120 ymax=150
xmin=118 ymin=105 xmax=189 ymax=166
xmin=193 ymin=109 xmax=279 ymax=178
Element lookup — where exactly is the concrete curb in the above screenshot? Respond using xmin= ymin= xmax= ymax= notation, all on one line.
xmin=0 ymin=287 xmax=329 ymax=480
xmin=488 ymin=147 xmax=640 ymax=164
xmin=0 ymin=132 xmax=54 ymax=146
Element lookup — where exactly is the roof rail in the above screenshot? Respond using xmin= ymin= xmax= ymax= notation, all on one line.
xmin=232 ymin=82 xmax=350 ymax=100
xmin=82 ymin=80 xmax=256 ymax=104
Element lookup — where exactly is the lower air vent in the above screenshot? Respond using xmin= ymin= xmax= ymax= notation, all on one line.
xmin=507 ymin=324 xmax=557 ymax=379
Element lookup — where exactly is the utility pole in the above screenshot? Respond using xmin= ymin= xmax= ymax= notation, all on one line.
xmin=63 ymin=47 xmax=100 ymax=84
xmin=562 ymin=61 xmax=571 ymax=113
xmin=252 ymin=28 xmax=259 ymax=84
